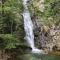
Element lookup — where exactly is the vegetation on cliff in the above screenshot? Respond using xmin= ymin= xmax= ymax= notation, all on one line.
xmin=0 ymin=0 xmax=60 ymax=60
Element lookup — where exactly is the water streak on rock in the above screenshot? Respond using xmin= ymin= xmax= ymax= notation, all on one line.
xmin=23 ymin=0 xmax=45 ymax=54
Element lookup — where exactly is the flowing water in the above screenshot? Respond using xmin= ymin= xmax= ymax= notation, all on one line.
xmin=23 ymin=0 xmax=45 ymax=54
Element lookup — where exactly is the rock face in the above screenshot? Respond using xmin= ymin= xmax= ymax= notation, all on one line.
xmin=34 ymin=24 xmax=60 ymax=52
xmin=29 ymin=0 xmax=60 ymax=52
xmin=50 ymin=29 xmax=60 ymax=50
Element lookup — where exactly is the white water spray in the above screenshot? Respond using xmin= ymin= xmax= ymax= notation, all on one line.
xmin=23 ymin=0 xmax=45 ymax=53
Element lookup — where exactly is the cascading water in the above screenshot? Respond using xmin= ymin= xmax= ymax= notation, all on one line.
xmin=23 ymin=0 xmax=45 ymax=53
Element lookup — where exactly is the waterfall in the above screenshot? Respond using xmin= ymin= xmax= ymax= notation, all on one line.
xmin=23 ymin=0 xmax=45 ymax=54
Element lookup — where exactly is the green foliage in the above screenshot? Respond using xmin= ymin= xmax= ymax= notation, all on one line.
xmin=0 ymin=34 xmax=20 ymax=49
xmin=0 ymin=0 xmax=24 ymax=34
xmin=0 ymin=0 xmax=25 ymax=49
xmin=29 ymin=0 xmax=60 ymax=26
xmin=0 ymin=0 xmax=60 ymax=51
xmin=44 ymin=0 xmax=60 ymax=25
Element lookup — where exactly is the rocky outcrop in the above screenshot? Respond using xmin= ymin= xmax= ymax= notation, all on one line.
xmin=29 ymin=0 xmax=60 ymax=52
xmin=34 ymin=24 xmax=60 ymax=52
xmin=50 ymin=29 xmax=60 ymax=50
